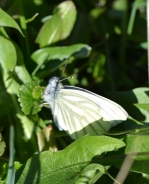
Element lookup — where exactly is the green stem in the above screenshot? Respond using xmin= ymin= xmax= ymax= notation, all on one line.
xmin=6 ymin=125 xmax=15 ymax=184
xmin=26 ymin=13 xmax=39 ymax=23
xmin=104 ymin=33 xmax=115 ymax=91
xmin=127 ymin=0 xmax=139 ymax=35
xmin=119 ymin=0 xmax=128 ymax=68
xmin=147 ymin=0 xmax=149 ymax=86
xmin=17 ymin=0 xmax=30 ymax=58
xmin=100 ymin=18 xmax=115 ymax=91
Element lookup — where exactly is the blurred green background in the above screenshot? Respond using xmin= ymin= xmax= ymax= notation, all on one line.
xmin=1 ymin=0 xmax=147 ymax=92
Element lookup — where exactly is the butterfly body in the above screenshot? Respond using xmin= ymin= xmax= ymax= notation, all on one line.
xmin=43 ymin=77 xmax=128 ymax=139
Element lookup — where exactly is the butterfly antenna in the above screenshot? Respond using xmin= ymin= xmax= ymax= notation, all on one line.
xmin=60 ymin=76 xmax=73 ymax=82
xmin=60 ymin=58 xmax=73 ymax=82
xmin=61 ymin=59 xmax=69 ymax=77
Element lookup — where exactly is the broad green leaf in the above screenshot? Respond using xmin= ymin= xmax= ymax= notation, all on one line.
xmin=0 ymin=36 xmax=21 ymax=95
xmin=31 ymin=44 xmax=92 ymax=75
xmin=32 ymin=44 xmax=92 ymax=63
xmin=0 ymin=36 xmax=16 ymax=75
xmin=0 ymin=8 xmax=23 ymax=36
xmin=15 ymin=136 xmax=125 ymax=184
xmin=18 ymin=81 xmax=42 ymax=115
xmin=35 ymin=1 xmax=77 ymax=47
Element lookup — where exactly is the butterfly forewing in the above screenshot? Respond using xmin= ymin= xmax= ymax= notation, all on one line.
xmin=64 ymin=86 xmax=128 ymax=121
xmin=53 ymin=88 xmax=126 ymax=139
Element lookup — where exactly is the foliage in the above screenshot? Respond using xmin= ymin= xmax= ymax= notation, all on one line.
xmin=0 ymin=0 xmax=149 ymax=183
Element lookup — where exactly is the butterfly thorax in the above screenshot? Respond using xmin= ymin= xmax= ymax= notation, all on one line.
xmin=43 ymin=77 xmax=64 ymax=103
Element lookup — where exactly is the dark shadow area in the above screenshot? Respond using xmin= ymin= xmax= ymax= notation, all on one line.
xmin=15 ymin=152 xmax=41 ymax=184
xmin=107 ymin=89 xmax=149 ymax=121
xmin=70 ymin=118 xmax=128 ymax=140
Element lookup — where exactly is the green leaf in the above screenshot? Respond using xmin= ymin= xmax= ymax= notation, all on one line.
xmin=32 ymin=86 xmax=44 ymax=99
xmin=18 ymin=81 xmax=42 ymax=115
xmin=32 ymin=44 xmax=92 ymax=63
xmin=31 ymin=44 xmax=92 ymax=75
xmin=14 ymin=162 xmax=22 ymax=171
xmin=0 ymin=8 xmax=24 ymax=36
xmin=0 ymin=161 xmax=8 ymax=183
xmin=16 ymin=114 xmax=40 ymax=140
xmin=14 ymin=114 xmax=39 ymax=158
xmin=0 ymin=36 xmax=17 ymax=75
xmin=134 ymin=103 xmax=149 ymax=112
xmin=15 ymin=136 xmax=125 ymax=184
xmin=0 ymin=36 xmax=21 ymax=95
xmin=35 ymin=1 xmax=77 ymax=47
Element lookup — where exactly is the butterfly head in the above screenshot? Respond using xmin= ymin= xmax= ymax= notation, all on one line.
xmin=43 ymin=77 xmax=63 ymax=102
xmin=48 ymin=77 xmax=59 ymax=88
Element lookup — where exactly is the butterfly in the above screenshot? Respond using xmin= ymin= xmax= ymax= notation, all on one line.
xmin=43 ymin=76 xmax=128 ymax=139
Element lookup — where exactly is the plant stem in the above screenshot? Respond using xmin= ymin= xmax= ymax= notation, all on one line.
xmin=147 ymin=0 xmax=149 ymax=86
xmin=127 ymin=0 xmax=139 ymax=35
xmin=17 ymin=0 xmax=30 ymax=59
xmin=119 ymin=0 xmax=128 ymax=68
xmin=6 ymin=125 xmax=15 ymax=184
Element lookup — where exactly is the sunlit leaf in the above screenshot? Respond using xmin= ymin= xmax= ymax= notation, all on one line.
xmin=31 ymin=44 xmax=91 ymax=76
xmin=0 ymin=36 xmax=16 ymax=75
xmin=15 ymin=136 xmax=125 ymax=184
xmin=36 ymin=1 xmax=77 ymax=47
xmin=0 ymin=8 xmax=23 ymax=36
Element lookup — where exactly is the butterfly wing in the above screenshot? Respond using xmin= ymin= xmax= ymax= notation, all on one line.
xmin=53 ymin=86 xmax=128 ymax=139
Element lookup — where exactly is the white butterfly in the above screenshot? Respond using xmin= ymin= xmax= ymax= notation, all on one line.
xmin=43 ymin=77 xmax=128 ymax=139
